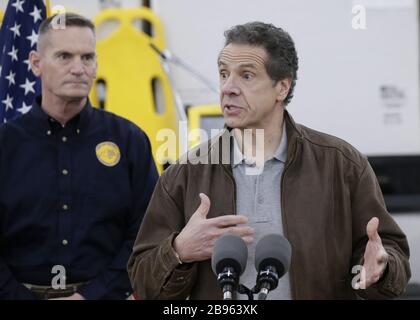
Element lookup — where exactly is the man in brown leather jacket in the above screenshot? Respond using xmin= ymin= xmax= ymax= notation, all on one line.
xmin=127 ymin=22 xmax=410 ymax=299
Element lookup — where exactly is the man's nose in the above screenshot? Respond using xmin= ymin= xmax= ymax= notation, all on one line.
xmin=221 ymin=75 xmax=241 ymax=96
xmin=70 ymin=58 xmax=85 ymax=75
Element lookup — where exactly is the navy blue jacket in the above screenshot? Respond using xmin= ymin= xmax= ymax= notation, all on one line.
xmin=0 ymin=98 xmax=158 ymax=299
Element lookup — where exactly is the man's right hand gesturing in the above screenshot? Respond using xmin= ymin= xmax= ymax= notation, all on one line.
xmin=173 ymin=193 xmax=254 ymax=263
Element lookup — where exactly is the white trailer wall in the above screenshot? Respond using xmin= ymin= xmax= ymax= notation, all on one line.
xmin=152 ymin=0 xmax=420 ymax=156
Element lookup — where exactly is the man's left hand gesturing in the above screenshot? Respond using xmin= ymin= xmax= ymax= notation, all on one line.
xmin=356 ymin=217 xmax=389 ymax=289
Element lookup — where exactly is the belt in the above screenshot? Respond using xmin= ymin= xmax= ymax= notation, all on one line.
xmin=23 ymin=282 xmax=88 ymax=300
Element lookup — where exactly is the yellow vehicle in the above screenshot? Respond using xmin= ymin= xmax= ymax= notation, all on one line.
xmin=89 ymin=8 xmax=179 ymax=173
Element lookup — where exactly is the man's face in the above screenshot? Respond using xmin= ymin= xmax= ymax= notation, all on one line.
xmin=31 ymin=26 xmax=97 ymax=100
xmin=218 ymin=43 xmax=288 ymax=130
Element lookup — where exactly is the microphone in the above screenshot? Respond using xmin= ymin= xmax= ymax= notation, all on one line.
xmin=211 ymin=234 xmax=248 ymax=300
xmin=254 ymin=234 xmax=292 ymax=300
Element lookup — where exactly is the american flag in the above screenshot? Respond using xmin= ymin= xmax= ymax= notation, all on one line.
xmin=0 ymin=0 xmax=46 ymax=123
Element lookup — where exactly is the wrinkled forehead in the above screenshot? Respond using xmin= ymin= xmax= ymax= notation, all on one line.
xmin=218 ymin=44 xmax=267 ymax=69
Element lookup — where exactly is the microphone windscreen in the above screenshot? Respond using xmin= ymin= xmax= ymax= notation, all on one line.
xmin=211 ymin=234 xmax=248 ymax=276
xmin=255 ymin=234 xmax=292 ymax=278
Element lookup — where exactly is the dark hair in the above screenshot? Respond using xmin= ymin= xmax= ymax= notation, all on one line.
xmin=224 ymin=22 xmax=298 ymax=105
xmin=39 ymin=12 xmax=95 ymax=36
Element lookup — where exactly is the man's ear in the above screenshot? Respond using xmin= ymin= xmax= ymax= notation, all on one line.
xmin=275 ymin=78 xmax=292 ymax=102
xmin=29 ymin=50 xmax=41 ymax=77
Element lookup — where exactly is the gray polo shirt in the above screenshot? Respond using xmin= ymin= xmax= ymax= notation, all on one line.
xmin=232 ymin=124 xmax=291 ymax=300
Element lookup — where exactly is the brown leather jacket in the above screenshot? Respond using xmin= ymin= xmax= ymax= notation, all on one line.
xmin=128 ymin=111 xmax=410 ymax=299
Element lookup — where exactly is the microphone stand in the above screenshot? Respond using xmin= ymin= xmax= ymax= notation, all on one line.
xmin=217 ymin=270 xmax=258 ymax=300
xmin=237 ymin=284 xmax=254 ymax=300
xmin=254 ymin=266 xmax=279 ymax=300
xmin=217 ymin=267 xmax=238 ymax=300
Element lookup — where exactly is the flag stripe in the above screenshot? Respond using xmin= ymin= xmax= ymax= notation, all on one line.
xmin=0 ymin=0 xmax=46 ymax=123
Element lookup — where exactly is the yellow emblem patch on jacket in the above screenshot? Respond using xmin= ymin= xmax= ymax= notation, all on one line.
xmin=95 ymin=142 xmax=121 ymax=167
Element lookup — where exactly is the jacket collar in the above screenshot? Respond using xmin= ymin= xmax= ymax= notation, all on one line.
xmin=183 ymin=109 xmax=303 ymax=167
xmin=231 ymin=122 xmax=288 ymax=167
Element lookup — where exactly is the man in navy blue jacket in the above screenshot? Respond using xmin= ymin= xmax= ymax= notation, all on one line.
xmin=0 ymin=13 xmax=158 ymax=299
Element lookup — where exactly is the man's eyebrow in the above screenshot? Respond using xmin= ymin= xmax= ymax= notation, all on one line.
xmin=54 ymin=50 xmax=71 ymax=54
xmin=82 ymin=52 xmax=96 ymax=57
xmin=53 ymin=50 xmax=72 ymax=57
xmin=237 ymin=63 xmax=258 ymax=69
xmin=217 ymin=61 xmax=259 ymax=69
xmin=52 ymin=50 xmax=96 ymax=57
